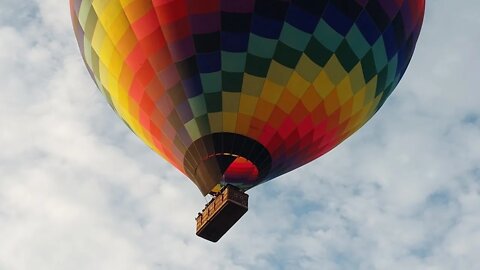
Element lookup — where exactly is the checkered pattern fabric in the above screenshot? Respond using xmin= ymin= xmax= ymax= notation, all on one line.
xmin=70 ymin=0 xmax=425 ymax=195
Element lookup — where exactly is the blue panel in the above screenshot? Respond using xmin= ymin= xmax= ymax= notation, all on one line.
xmin=196 ymin=52 xmax=221 ymax=73
xmin=221 ymin=32 xmax=250 ymax=52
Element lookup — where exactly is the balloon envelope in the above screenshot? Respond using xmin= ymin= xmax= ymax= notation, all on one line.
xmin=70 ymin=0 xmax=425 ymax=195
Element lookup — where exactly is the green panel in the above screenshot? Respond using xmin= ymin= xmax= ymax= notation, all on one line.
xmin=313 ymin=19 xmax=343 ymax=52
xmin=185 ymin=119 xmax=201 ymax=141
xmin=386 ymin=54 xmax=398 ymax=86
xmin=360 ymin=50 xmax=376 ymax=83
xmin=195 ymin=114 xmax=211 ymax=135
xmin=222 ymin=52 xmax=246 ymax=72
xmin=377 ymin=82 xmax=394 ymax=109
xmin=222 ymin=72 xmax=243 ymax=92
xmin=346 ymin=25 xmax=370 ymax=59
xmin=204 ymin=92 xmax=222 ymax=112
xmin=248 ymin=34 xmax=277 ymax=58
xmin=188 ymin=95 xmax=208 ymax=117
xmin=349 ymin=65 xmax=365 ymax=94
xmin=200 ymin=71 xmax=221 ymax=93
xmin=273 ymin=42 xmax=302 ymax=68
xmin=89 ymin=48 xmax=100 ymax=81
xmin=84 ymin=9 xmax=98 ymax=41
xmin=245 ymin=54 xmax=271 ymax=77
xmin=78 ymin=0 xmax=93 ymax=27
xmin=279 ymin=23 xmax=311 ymax=51
xmin=372 ymin=37 xmax=388 ymax=71
xmin=305 ymin=37 xmax=333 ymax=67
xmin=375 ymin=66 xmax=389 ymax=96
xmin=335 ymin=40 xmax=359 ymax=72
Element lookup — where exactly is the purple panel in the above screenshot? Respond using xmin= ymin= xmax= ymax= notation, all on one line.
xmin=158 ymin=64 xmax=180 ymax=89
xmin=168 ymin=37 xmax=196 ymax=61
xmin=190 ymin=13 xmax=221 ymax=34
xmin=221 ymin=0 xmax=255 ymax=13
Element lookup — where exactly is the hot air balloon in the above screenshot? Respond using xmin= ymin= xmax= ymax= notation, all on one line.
xmin=70 ymin=0 xmax=425 ymax=242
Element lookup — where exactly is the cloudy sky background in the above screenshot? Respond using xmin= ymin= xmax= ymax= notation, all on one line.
xmin=1 ymin=1 xmax=479 ymax=269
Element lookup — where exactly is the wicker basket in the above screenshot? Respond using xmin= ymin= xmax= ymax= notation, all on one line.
xmin=195 ymin=185 xmax=249 ymax=242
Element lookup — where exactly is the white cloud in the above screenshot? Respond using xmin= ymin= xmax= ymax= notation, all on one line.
xmin=0 ymin=1 xmax=479 ymax=270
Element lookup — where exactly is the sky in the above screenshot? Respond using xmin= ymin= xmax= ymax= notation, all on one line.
xmin=0 ymin=1 xmax=479 ymax=269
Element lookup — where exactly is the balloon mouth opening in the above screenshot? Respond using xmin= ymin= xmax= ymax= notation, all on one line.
xmin=184 ymin=133 xmax=272 ymax=195
xmin=206 ymin=153 xmax=259 ymax=183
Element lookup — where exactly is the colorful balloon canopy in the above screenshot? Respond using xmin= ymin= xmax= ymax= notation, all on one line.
xmin=70 ymin=0 xmax=425 ymax=195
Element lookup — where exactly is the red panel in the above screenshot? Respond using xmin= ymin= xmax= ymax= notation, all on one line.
xmin=224 ymin=157 xmax=259 ymax=183
xmin=137 ymin=28 xmax=166 ymax=55
xmin=161 ymin=18 xmax=192 ymax=42
xmin=153 ymin=0 xmax=189 ymax=24
xmin=131 ymin=10 xmax=161 ymax=39
xmin=187 ymin=0 xmax=220 ymax=14
xmin=125 ymin=44 xmax=146 ymax=72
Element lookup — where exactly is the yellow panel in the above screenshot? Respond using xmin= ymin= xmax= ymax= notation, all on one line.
xmin=235 ymin=113 xmax=252 ymax=135
xmin=295 ymin=54 xmax=322 ymax=82
xmin=222 ymin=92 xmax=241 ymax=113
xmin=122 ymin=112 xmax=142 ymax=137
xmin=277 ymin=90 xmax=299 ymax=114
xmin=324 ymin=89 xmax=340 ymax=115
xmin=106 ymin=77 xmax=120 ymax=100
xmin=223 ymin=112 xmax=237 ymax=133
xmin=286 ymin=71 xmax=310 ymax=98
xmin=349 ymin=63 xmax=366 ymax=93
xmin=301 ymin=86 xmax=322 ymax=112
xmin=117 ymin=84 xmax=131 ymax=111
xmin=138 ymin=124 xmax=155 ymax=150
xmin=344 ymin=98 xmax=376 ymax=135
xmin=260 ymin=80 xmax=283 ymax=104
xmin=242 ymin=73 xmax=264 ymax=97
xmin=98 ymin=60 xmax=110 ymax=88
xmin=95 ymin=0 xmax=124 ymax=28
xmin=339 ymin=99 xmax=353 ymax=123
xmin=323 ymin=55 xmax=347 ymax=85
xmin=312 ymin=70 xmax=335 ymax=98
xmin=336 ymin=76 xmax=353 ymax=105
xmin=121 ymin=0 xmax=153 ymax=22
xmin=351 ymin=85 xmax=367 ymax=115
xmin=238 ymin=94 xmax=258 ymax=116
xmin=127 ymin=98 xmax=140 ymax=119
xmin=254 ymin=99 xmax=274 ymax=122
xmin=119 ymin=0 xmax=138 ymax=6
xmin=107 ymin=50 xmax=124 ymax=78
xmin=91 ymin=23 xmax=107 ymax=54
xmin=116 ymin=29 xmax=138 ymax=59
xmin=342 ymin=112 xmax=363 ymax=139
xmin=266 ymin=60 xmax=293 ymax=86
xmin=91 ymin=0 xmax=109 ymax=11
xmin=99 ymin=38 xmax=116 ymax=66
xmin=208 ymin=112 xmax=223 ymax=133
xmin=118 ymin=65 xmax=134 ymax=92
xmin=106 ymin=12 xmax=132 ymax=44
